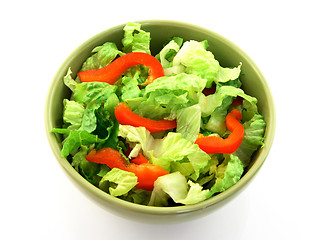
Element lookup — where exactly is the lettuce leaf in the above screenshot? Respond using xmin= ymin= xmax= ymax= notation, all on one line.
xmin=176 ymin=104 xmax=201 ymax=143
xmin=171 ymin=40 xmax=220 ymax=88
xmin=62 ymin=99 xmax=85 ymax=130
xmin=63 ymin=68 xmax=77 ymax=92
xmin=99 ymin=168 xmax=138 ymax=197
xmin=148 ymin=172 xmax=208 ymax=206
xmin=81 ymin=42 xmax=122 ymax=71
xmin=215 ymin=63 xmax=242 ymax=83
xmin=122 ymin=22 xmax=151 ymax=54
xmin=120 ymin=75 xmax=142 ymax=102
xmin=51 ymin=128 xmax=105 ymax=158
xmin=79 ymin=101 xmax=101 ymax=133
xmin=118 ymin=125 xmax=210 ymax=180
xmin=71 ymin=145 xmax=100 ymax=185
xmin=199 ymin=85 xmax=257 ymax=117
xmin=117 ymin=125 xmax=155 ymax=159
xmin=73 ymin=82 xmax=117 ymax=103
xmin=203 ymin=95 xmax=232 ymax=136
xmin=127 ymin=73 xmax=207 ymax=120
xmin=206 ymin=154 xmax=244 ymax=198
xmin=156 ymin=38 xmax=182 ymax=68
xmin=234 ymin=114 xmax=266 ymax=166
xmin=169 ymin=40 xmax=242 ymax=88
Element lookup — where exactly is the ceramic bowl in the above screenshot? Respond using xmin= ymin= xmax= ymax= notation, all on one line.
xmin=45 ymin=20 xmax=275 ymax=223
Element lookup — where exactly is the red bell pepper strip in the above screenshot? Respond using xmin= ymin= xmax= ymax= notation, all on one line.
xmin=195 ymin=109 xmax=244 ymax=154
xmin=78 ymin=52 xmax=165 ymax=85
xmin=131 ymin=153 xmax=149 ymax=164
xmin=86 ymin=147 xmax=127 ymax=169
xmin=115 ymin=102 xmax=177 ymax=133
xmin=85 ymin=148 xmax=168 ymax=191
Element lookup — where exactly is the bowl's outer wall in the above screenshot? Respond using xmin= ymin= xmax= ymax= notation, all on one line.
xmin=45 ymin=20 xmax=275 ymax=223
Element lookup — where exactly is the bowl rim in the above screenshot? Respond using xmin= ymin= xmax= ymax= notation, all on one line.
xmin=44 ymin=19 xmax=276 ymax=215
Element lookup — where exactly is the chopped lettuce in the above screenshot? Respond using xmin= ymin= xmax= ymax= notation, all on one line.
xmin=118 ymin=125 xmax=210 ymax=180
xmin=79 ymin=101 xmax=101 ymax=133
xmin=62 ymin=99 xmax=85 ymax=130
xmin=71 ymin=145 xmax=100 ymax=185
xmin=168 ymin=40 xmax=242 ymax=88
xmin=171 ymin=40 xmax=220 ymax=88
xmin=63 ymin=68 xmax=77 ymax=92
xmin=127 ymin=73 xmax=207 ymax=120
xmin=81 ymin=42 xmax=122 ymax=71
xmin=207 ymin=154 xmax=244 ymax=198
xmin=73 ymin=82 xmax=117 ymax=103
xmin=204 ymin=96 xmax=232 ymax=136
xmin=149 ymin=172 xmax=208 ymax=206
xmin=51 ymin=128 xmax=105 ymax=158
xmin=122 ymin=22 xmax=151 ymax=54
xmin=176 ymin=104 xmax=201 ymax=143
xmin=234 ymin=114 xmax=266 ymax=166
xmin=120 ymin=75 xmax=142 ymax=102
xmin=156 ymin=38 xmax=182 ymax=68
xmin=199 ymin=85 xmax=257 ymax=117
xmin=99 ymin=168 xmax=138 ymax=197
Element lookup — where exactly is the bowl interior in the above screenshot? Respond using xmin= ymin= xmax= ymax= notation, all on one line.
xmin=45 ymin=20 xmax=275 ymax=219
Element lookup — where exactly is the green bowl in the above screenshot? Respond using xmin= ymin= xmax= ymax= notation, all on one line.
xmin=45 ymin=20 xmax=275 ymax=223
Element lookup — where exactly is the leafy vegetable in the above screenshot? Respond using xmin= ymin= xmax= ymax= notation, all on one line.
xmin=81 ymin=42 xmax=122 ymax=71
xmin=234 ymin=114 xmax=266 ymax=166
xmin=206 ymin=154 xmax=244 ymax=198
xmin=99 ymin=168 xmax=138 ymax=196
xmin=122 ymin=22 xmax=151 ymax=54
xmin=148 ymin=172 xmax=209 ymax=206
xmin=127 ymin=73 xmax=207 ymax=120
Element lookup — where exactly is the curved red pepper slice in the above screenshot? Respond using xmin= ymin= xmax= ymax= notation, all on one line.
xmin=86 ymin=148 xmax=168 ymax=191
xmin=115 ymin=102 xmax=177 ymax=133
xmin=131 ymin=153 xmax=149 ymax=164
xmin=78 ymin=52 xmax=165 ymax=85
xmin=195 ymin=109 xmax=244 ymax=154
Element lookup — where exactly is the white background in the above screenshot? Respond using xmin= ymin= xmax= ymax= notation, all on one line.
xmin=1 ymin=0 xmax=323 ymax=239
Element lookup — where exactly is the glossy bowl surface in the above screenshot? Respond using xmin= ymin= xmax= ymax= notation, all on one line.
xmin=45 ymin=20 xmax=275 ymax=223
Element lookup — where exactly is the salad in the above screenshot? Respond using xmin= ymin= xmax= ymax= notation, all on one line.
xmin=52 ymin=22 xmax=266 ymax=206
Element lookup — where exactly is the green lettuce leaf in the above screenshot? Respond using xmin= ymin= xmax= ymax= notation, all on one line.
xmin=148 ymin=172 xmax=188 ymax=206
xmin=176 ymin=104 xmax=201 ymax=143
xmin=63 ymin=68 xmax=77 ymax=92
xmin=207 ymin=154 xmax=244 ymax=198
xmin=71 ymin=145 xmax=100 ymax=185
xmin=120 ymin=188 xmax=151 ymax=205
xmin=79 ymin=101 xmax=101 ymax=133
xmin=179 ymin=180 xmax=209 ymax=205
xmin=51 ymin=128 xmax=105 ymax=158
xmin=167 ymin=40 xmax=241 ymax=87
xmin=73 ymin=82 xmax=117 ymax=103
xmin=118 ymin=125 xmax=155 ymax=159
xmin=234 ymin=114 xmax=266 ymax=166
xmin=203 ymin=96 xmax=233 ymax=136
xmin=215 ymin=63 xmax=242 ymax=83
xmin=120 ymin=75 xmax=142 ymax=102
xmin=118 ymin=125 xmax=210 ymax=180
xmin=127 ymin=73 xmax=207 ymax=120
xmin=81 ymin=42 xmax=122 ymax=71
xmin=62 ymin=99 xmax=85 ymax=130
xmin=156 ymin=38 xmax=182 ymax=68
xmin=172 ymin=40 xmax=220 ymax=88
xmin=99 ymin=168 xmax=138 ymax=197
xmin=199 ymin=85 xmax=257 ymax=117
xmin=122 ymin=22 xmax=151 ymax=54
xmin=148 ymin=172 xmax=208 ymax=206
